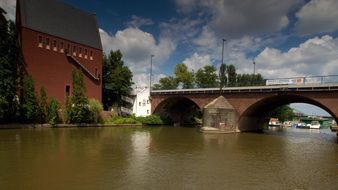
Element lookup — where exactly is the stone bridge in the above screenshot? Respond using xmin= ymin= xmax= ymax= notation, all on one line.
xmin=151 ymin=84 xmax=338 ymax=131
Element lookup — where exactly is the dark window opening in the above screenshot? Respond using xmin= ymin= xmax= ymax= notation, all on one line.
xmin=53 ymin=40 xmax=57 ymax=47
xmin=60 ymin=42 xmax=64 ymax=50
xmin=45 ymin=38 xmax=49 ymax=45
xmin=38 ymin=36 xmax=42 ymax=43
xmin=66 ymin=85 xmax=70 ymax=96
xmin=66 ymin=44 xmax=70 ymax=53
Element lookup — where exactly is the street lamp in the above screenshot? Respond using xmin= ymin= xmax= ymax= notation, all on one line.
xmin=221 ymin=39 xmax=226 ymax=66
xmin=150 ymin=54 xmax=154 ymax=92
xmin=253 ymin=59 xmax=256 ymax=75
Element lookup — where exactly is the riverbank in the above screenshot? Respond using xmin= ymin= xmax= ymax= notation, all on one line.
xmin=0 ymin=123 xmax=143 ymax=129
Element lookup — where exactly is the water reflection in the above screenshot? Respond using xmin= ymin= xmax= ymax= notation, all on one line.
xmin=0 ymin=127 xmax=337 ymax=189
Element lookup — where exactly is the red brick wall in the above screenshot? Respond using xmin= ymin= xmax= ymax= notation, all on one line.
xmin=152 ymin=91 xmax=338 ymax=130
xmin=20 ymin=27 xmax=102 ymax=105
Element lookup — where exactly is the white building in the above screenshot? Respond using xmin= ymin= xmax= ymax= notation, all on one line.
xmin=132 ymin=87 xmax=151 ymax=117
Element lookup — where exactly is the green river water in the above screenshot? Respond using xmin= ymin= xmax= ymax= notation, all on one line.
xmin=0 ymin=127 xmax=337 ymax=189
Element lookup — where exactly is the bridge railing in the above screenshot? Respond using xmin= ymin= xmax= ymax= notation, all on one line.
xmin=265 ymin=75 xmax=338 ymax=86
xmin=152 ymin=75 xmax=338 ymax=91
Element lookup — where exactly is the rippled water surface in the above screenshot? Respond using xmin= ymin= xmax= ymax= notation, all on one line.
xmin=0 ymin=127 xmax=337 ymax=189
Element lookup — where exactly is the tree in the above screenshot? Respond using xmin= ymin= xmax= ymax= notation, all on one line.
xmin=156 ymin=76 xmax=178 ymax=90
xmin=20 ymin=75 xmax=40 ymax=123
xmin=267 ymin=105 xmax=295 ymax=122
xmin=65 ymin=70 xmax=91 ymax=123
xmin=46 ymin=98 xmax=60 ymax=125
xmin=0 ymin=8 xmax=23 ymax=122
xmin=102 ymin=50 xmax=133 ymax=109
xmin=219 ymin=63 xmax=227 ymax=91
xmin=251 ymin=73 xmax=265 ymax=86
xmin=237 ymin=73 xmax=265 ymax=87
xmin=195 ymin=65 xmax=218 ymax=88
xmin=38 ymin=87 xmax=48 ymax=123
xmin=174 ymin=63 xmax=194 ymax=89
xmin=227 ymin=64 xmax=236 ymax=87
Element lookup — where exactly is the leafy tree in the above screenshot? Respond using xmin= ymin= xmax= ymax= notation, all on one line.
xmin=103 ymin=50 xmax=133 ymax=109
xmin=0 ymin=8 xmax=23 ymax=122
xmin=65 ymin=70 xmax=91 ymax=123
xmin=20 ymin=75 xmax=40 ymax=123
xmin=195 ymin=65 xmax=218 ymax=88
xmin=219 ymin=63 xmax=227 ymax=91
xmin=46 ymin=98 xmax=60 ymax=125
xmin=152 ymin=84 xmax=162 ymax=90
xmin=153 ymin=76 xmax=178 ymax=90
xmin=38 ymin=87 xmax=48 ymax=123
xmin=174 ymin=63 xmax=194 ymax=89
xmin=251 ymin=73 xmax=265 ymax=86
xmin=227 ymin=64 xmax=236 ymax=87
xmin=267 ymin=105 xmax=295 ymax=122
xmin=237 ymin=73 xmax=265 ymax=87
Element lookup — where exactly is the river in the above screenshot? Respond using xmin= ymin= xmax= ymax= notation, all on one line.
xmin=0 ymin=126 xmax=337 ymax=189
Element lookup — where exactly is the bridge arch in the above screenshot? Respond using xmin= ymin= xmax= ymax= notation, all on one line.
xmin=238 ymin=94 xmax=338 ymax=131
xmin=153 ymin=96 xmax=201 ymax=125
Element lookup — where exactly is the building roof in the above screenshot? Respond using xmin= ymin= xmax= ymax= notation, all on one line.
xmin=17 ymin=0 xmax=102 ymax=50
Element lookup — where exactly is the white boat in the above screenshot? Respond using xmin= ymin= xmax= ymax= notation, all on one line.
xmin=307 ymin=121 xmax=321 ymax=129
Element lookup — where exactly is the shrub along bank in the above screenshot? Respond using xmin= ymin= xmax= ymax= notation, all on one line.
xmin=105 ymin=115 xmax=170 ymax=126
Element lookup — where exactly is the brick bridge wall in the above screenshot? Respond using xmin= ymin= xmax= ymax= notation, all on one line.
xmin=151 ymin=90 xmax=338 ymax=131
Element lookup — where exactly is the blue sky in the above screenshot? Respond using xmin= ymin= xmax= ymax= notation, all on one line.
xmin=2 ymin=0 xmax=338 ymax=116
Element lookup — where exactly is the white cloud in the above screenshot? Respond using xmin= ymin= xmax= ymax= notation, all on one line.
xmin=127 ymin=15 xmax=154 ymax=28
xmin=159 ymin=17 xmax=203 ymax=44
xmin=176 ymin=0 xmax=302 ymax=37
xmin=182 ymin=53 xmax=212 ymax=72
xmin=99 ymin=27 xmax=176 ymax=87
xmin=255 ymin=35 xmax=338 ymax=79
xmin=296 ymin=0 xmax=338 ymax=35
xmin=0 ymin=0 xmax=16 ymax=21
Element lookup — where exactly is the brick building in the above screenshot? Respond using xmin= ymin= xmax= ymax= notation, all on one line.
xmin=16 ymin=0 xmax=103 ymax=104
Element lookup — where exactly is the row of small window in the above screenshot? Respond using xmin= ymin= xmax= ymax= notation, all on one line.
xmin=38 ymin=35 xmax=94 ymax=60
xmin=138 ymin=100 xmax=150 ymax=107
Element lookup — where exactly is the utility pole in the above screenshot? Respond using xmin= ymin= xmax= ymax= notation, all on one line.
xmin=253 ymin=59 xmax=256 ymax=75
xmin=150 ymin=54 xmax=154 ymax=93
xmin=221 ymin=39 xmax=226 ymax=66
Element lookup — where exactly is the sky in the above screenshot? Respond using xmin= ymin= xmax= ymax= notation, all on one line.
xmin=1 ymin=0 xmax=337 ymax=116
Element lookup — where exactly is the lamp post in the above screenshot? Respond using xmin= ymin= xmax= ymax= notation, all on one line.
xmin=253 ymin=59 xmax=256 ymax=75
xmin=150 ymin=54 xmax=154 ymax=93
xmin=221 ymin=39 xmax=226 ymax=66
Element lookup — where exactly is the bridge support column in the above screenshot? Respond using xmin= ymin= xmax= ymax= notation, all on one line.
xmin=200 ymin=96 xmax=238 ymax=133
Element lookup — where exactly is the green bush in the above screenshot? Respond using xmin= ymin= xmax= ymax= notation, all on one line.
xmin=64 ymin=99 xmax=92 ymax=124
xmin=47 ymin=98 xmax=60 ymax=125
xmin=137 ymin=115 xmax=164 ymax=125
xmin=105 ymin=114 xmax=170 ymax=125
xmin=111 ymin=116 xmax=140 ymax=124
xmin=89 ymin=98 xmax=103 ymax=123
